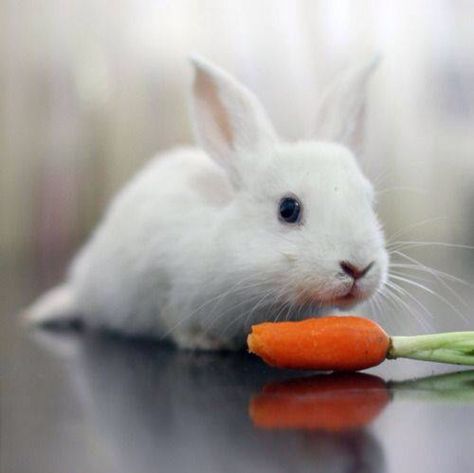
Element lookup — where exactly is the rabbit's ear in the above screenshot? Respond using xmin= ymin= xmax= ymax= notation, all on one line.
xmin=313 ymin=56 xmax=380 ymax=152
xmin=190 ymin=56 xmax=276 ymax=185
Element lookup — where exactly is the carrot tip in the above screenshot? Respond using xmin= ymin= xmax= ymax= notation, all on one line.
xmin=247 ymin=333 xmax=255 ymax=353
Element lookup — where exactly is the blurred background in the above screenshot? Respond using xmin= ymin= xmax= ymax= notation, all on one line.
xmin=1 ymin=0 xmax=474 ymax=330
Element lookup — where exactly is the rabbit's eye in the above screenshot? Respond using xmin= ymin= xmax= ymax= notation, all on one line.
xmin=279 ymin=196 xmax=302 ymax=224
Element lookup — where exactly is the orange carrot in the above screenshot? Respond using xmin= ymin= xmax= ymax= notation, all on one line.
xmin=249 ymin=373 xmax=390 ymax=431
xmin=247 ymin=316 xmax=390 ymax=371
xmin=248 ymin=316 xmax=474 ymax=371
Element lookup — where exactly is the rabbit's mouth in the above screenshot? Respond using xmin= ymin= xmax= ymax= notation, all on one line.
xmin=338 ymin=281 xmax=370 ymax=302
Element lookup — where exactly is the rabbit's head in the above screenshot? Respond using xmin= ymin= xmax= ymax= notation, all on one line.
xmin=191 ymin=57 xmax=388 ymax=311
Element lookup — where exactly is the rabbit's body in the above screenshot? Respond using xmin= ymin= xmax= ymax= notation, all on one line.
xmin=71 ymin=148 xmax=228 ymax=341
xmin=68 ymin=146 xmax=259 ymax=348
xmin=26 ymin=57 xmax=389 ymax=350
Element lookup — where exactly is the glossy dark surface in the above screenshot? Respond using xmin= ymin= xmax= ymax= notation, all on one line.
xmin=2 ymin=261 xmax=474 ymax=473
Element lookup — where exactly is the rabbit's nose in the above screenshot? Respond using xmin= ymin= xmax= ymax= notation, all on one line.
xmin=339 ymin=261 xmax=374 ymax=280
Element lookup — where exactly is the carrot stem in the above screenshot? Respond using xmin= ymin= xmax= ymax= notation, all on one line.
xmin=389 ymin=332 xmax=474 ymax=365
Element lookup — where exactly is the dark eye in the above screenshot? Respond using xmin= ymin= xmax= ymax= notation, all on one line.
xmin=279 ymin=196 xmax=302 ymax=224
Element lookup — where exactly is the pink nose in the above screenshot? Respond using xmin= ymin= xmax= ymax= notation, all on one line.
xmin=340 ymin=261 xmax=374 ymax=280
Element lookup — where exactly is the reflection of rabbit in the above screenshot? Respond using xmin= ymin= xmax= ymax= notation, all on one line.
xmin=27 ymin=57 xmax=388 ymax=349
xmin=35 ymin=333 xmax=385 ymax=473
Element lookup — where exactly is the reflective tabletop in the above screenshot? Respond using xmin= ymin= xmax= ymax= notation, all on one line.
xmin=2 ymin=259 xmax=474 ymax=473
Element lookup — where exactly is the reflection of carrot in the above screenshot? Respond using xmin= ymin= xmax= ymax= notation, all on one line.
xmin=250 ymin=373 xmax=390 ymax=431
xmin=248 ymin=317 xmax=390 ymax=371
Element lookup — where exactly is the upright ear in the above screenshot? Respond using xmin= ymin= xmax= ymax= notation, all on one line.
xmin=313 ymin=56 xmax=380 ymax=152
xmin=190 ymin=56 xmax=277 ymax=186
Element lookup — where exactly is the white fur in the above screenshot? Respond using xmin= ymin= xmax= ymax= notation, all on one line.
xmin=26 ymin=56 xmax=389 ymax=350
xmin=24 ymin=284 xmax=76 ymax=326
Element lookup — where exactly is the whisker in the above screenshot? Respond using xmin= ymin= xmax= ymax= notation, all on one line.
xmin=376 ymin=286 xmax=410 ymax=324
xmin=389 ymin=269 xmax=433 ymax=285
xmin=201 ymin=281 xmax=266 ymax=327
xmin=391 ymin=269 xmax=469 ymax=309
xmin=386 ymin=217 xmax=446 ymax=244
xmin=221 ymin=287 xmax=279 ymax=335
xmin=383 ymin=283 xmax=432 ymax=331
xmin=273 ymin=294 xmax=291 ymax=323
xmin=371 ymin=288 xmax=389 ymax=320
xmin=376 ymin=186 xmax=427 ymax=197
xmin=207 ymin=287 xmax=274 ymax=334
xmin=389 ymin=240 xmax=474 ymax=251
xmin=391 ymin=250 xmax=471 ymax=311
xmin=389 ymin=273 xmax=467 ymax=322
xmin=386 ymin=279 xmax=434 ymax=319
xmin=161 ymin=274 xmax=266 ymax=338
xmin=371 ymin=169 xmax=393 ymax=190
xmin=389 ymin=262 xmax=473 ymax=287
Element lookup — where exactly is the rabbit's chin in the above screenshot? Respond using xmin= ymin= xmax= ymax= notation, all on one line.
xmin=295 ymin=282 xmax=377 ymax=312
xmin=333 ymin=285 xmax=378 ymax=309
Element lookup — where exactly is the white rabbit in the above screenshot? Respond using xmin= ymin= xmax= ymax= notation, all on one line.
xmin=26 ymin=56 xmax=389 ymax=350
